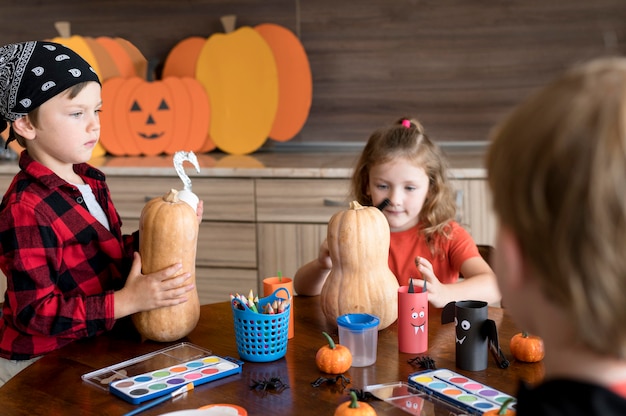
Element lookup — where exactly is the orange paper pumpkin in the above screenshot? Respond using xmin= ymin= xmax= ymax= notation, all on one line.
xmin=99 ymin=77 xmax=210 ymax=156
xmin=163 ymin=15 xmax=312 ymax=154
xmin=162 ymin=37 xmax=207 ymax=79
xmin=50 ymin=22 xmax=147 ymax=81
xmin=50 ymin=21 xmax=148 ymax=157
xmin=255 ymin=23 xmax=312 ymax=142
xmin=196 ymin=15 xmax=278 ymax=155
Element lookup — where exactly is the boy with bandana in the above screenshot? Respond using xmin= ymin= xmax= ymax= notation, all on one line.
xmin=0 ymin=41 xmax=201 ymax=386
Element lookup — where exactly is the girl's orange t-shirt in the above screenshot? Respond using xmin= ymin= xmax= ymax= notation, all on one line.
xmin=611 ymin=381 xmax=626 ymax=398
xmin=388 ymin=221 xmax=480 ymax=286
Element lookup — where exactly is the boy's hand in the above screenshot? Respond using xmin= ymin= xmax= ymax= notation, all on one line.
xmin=114 ymin=252 xmax=195 ymax=319
xmin=196 ymin=200 xmax=204 ymax=224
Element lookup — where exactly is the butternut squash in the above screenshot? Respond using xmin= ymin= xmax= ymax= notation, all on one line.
xmin=320 ymin=201 xmax=399 ymax=330
xmin=132 ymin=188 xmax=200 ymax=341
xmin=132 ymin=152 xmax=201 ymax=341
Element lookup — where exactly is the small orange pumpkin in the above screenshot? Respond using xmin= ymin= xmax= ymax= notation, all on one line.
xmin=510 ymin=331 xmax=544 ymax=363
xmin=316 ymin=332 xmax=352 ymax=374
xmin=335 ymin=391 xmax=377 ymax=416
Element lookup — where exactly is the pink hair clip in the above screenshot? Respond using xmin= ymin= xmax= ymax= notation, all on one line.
xmin=401 ymin=119 xmax=411 ymax=128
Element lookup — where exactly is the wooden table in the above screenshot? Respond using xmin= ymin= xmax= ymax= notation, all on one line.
xmin=0 ymin=296 xmax=543 ymax=415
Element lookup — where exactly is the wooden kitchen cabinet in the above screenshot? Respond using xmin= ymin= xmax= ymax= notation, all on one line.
xmin=256 ymin=178 xmax=350 ymax=222
xmin=257 ymin=223 xmax=328 ymax=284
xmin=255 ymin=177 xmax=496 ymax=287
xmin=106 ymin=176 xmax=256 ymax=222
xmin=109 ymin=177 xmax=258 ymax=305
xmin=255 ymin=178 xmax=349 ymax=281
xmin=0 ymin=151 xmax=495 ymax=303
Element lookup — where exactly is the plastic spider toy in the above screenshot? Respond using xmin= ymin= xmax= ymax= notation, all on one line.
xmin=407 ymin=355 xmax=437 ymax=369
xmin=311 ymin=374 xmax=351 ymax=391
xmin=249 ymin=377 xmax=289 ymax=396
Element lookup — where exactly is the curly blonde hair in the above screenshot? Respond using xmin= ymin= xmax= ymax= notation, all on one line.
xmin=487 ymin=57 xmax=626 ymax=358
xmin=351 ymin=117 xmax=457 ymax=249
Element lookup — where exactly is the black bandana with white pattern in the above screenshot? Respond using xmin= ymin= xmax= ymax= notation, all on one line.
xmin=0 ymin=41 xmax=100 ymax=136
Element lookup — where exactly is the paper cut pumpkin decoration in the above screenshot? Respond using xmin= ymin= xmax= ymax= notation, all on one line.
xmin=162 ymin=37 xmax=206 ymax=79
xmin=50 ymin=21 xmax=148 ymax=81
xmin=163 ymin=15 xmax=312 ymax=154
xmin=99 ymin=76 xmax=210 ymax=156
xmin=196 ymin=15 xmax=278 ymax=155
xmin=50 ymin=21 xmax=148 ymax=157
xmin=254 ymin=23 xmax=312 ymax=142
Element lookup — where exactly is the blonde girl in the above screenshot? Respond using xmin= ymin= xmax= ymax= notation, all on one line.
xmin=295 ymin=117 xmax=500 ymax=307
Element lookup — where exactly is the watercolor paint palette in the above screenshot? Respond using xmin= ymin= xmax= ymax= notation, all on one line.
xmin=82 ymin=342 xmax=243 ymax=404
xmin=407 ymin=369 xmax=517 ymax=415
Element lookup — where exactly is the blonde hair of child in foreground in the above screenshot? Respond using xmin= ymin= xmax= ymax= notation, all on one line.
xmin=487 ymin=57 xmax=626 ymax=413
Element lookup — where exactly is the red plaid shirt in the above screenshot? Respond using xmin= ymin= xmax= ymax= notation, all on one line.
xmin=0 ymin=151 xmax=137 ymax=360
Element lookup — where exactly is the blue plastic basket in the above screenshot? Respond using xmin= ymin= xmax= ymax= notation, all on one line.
xmin=231 ymin=287 xmax=291 ymax=362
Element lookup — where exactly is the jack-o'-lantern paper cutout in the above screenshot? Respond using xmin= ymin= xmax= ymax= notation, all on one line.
xmin=99 ymin=77 xmax=210 ymax=156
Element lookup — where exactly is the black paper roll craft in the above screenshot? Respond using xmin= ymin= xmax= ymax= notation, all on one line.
xmin=441 ymin=300 xmax=509 ymax=371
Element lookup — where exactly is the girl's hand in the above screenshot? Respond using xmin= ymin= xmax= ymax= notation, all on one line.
xmin=413 ymin=256 xmax=450 ymax=308
xmin=317 ymin=239 xmax=333 ymax=270
xmin=114 ymin=252 xmax=195 ymax=318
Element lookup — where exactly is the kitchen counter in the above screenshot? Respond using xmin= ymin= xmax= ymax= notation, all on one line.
xmin=0 ymin=146 xmax=488 ymax=179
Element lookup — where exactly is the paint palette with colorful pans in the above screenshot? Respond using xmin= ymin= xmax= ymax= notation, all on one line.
xmin=407 ymin=369 xmax=517 ymax=415
xmin=82 ymin=342 xmax=243 ymax=404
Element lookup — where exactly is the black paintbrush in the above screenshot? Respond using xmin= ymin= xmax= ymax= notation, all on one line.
xmin=376 ymin=199 xmax=390 ymax=210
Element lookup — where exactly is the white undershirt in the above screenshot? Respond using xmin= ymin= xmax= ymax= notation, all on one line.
xmin=73 ymin=183 xmax=110 ymax=231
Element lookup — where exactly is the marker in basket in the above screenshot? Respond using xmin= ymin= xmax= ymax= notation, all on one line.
xmin=122 ymin=382 xmax=194 ymax=416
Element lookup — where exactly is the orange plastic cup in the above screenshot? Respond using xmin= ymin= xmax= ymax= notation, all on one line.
xmin=263 ymin=276 xmax=294 ymax=339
